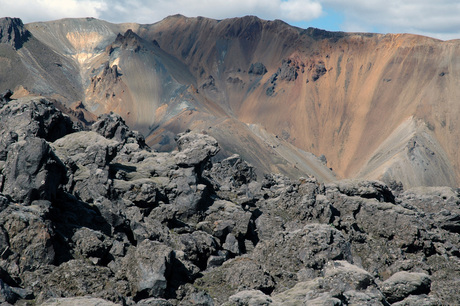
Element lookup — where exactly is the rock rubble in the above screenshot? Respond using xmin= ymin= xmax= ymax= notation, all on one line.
xmin=0 ymin=96 xmax=459 ymax=305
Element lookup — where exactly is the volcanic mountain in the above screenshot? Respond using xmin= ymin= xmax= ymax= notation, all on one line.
xmin=1 ymin=15 xmax=459 ymax=188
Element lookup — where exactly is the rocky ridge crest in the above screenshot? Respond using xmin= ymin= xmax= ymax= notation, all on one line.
xmin=0 ymin=93 xmax=459 ymax=305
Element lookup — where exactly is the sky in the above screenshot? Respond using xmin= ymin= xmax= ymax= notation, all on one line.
xmin=1 ymin=0 xmax=460 ymax=40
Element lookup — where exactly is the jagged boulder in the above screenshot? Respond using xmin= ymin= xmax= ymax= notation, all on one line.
xmin=204 ymin=154 xmax=257 ymax=190
xmin=121 ymin=240 xmax=173 ymax=299
xmin=0 ymin=201 xmax=55 ymax=277
xmin=178 ymin=230 xmax=219 ymax=270
xmin=199 ymin=199 xmax=253 ymax=255
xmin=0 ymin=97 xmax=77 ymax=144
xmin=1 ymin=137 xmax=66 ymax=203
xmin=251 ymin=223 xmax=353 ymax=292
xmin=174 ymin=131 xmax=219 ymax=167
xmin=254 ymin=176 xmax=333 ymax=241
xmin=28 ymin=259 xmax=123 ymax=304
xmin=92 ymin=112 xmax=146 ymax=148
xmin=195 ymin=257 xmax=275 ymax=304
xmin=271 ymin=261 xmax=387 ymax=305
xmin=71 ymin=227 xmax=112 ymax=263
xmin=51 ymin=131 xmax=118 ymax=202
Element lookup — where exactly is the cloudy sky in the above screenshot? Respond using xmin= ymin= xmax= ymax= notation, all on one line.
xmin=1 ymin=0 xmax=459 ymax=40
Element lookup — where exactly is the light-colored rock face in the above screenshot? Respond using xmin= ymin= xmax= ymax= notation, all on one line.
xmin=2 ymin=16 xmax=460 ymax=186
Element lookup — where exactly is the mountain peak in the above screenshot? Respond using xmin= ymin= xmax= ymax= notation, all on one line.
xmin=0 ymin=17 xmax=30 ymax=49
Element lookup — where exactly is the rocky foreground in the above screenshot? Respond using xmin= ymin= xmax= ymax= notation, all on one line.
xmin=0 ymin=93 xmax=459 ymax=305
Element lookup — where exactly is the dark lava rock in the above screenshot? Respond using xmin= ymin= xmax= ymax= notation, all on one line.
xmin=0 ymin=201 xmax=55 ymax=278
xmin=380 ymin=271 xmax=431 ymax=303
xmin=2 ymin=138 xmax=66 ymax=203
xmin=195 ymin=257 xmax=275 ymax=304
xmin=0 ymin=278 xmax=18 ymax=304
xmin=0 ymin=95 xmax=458 ymax=305
xmin=251 ymin=223 xmax=353 ymax=292
xmin=278 ymin=59 xmax=298 ymax=81
xmin=0 ymin=89 xmax=12 ymax=106
xmin=30 ymin=259 xmax=123 ymax=304
xmin=0 ymin=97 xmax=77 ymax=144
xmin=0 ymin=17 xmax=30 ymax=49
xmin=174 ymin=131 xmax=219 ymax=167
xmin=312 ymin=61 xmax=327 ymax=81
xmin=92 ymin=112 xmax=146 ymax=148
xmin=121 ymin=240 xmax=172 ymax=299
xmin=248 ymin=62 xmax=267 ymax=75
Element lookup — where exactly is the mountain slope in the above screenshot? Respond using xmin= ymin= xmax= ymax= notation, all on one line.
xmin=1 ymin=16 xmax=459 ymax=187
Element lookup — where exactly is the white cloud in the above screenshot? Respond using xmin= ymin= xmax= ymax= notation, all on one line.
xmin=320 ymin=0 xmax=460 ymax=40
xmin=98 ymin=0 xmax=323 ymax=24
xmin=1 ymin=0 xmax=460 ymax=40
xmin=1 ymin=0 xmax=323 ymax=25
xmin=0 ymin=0 xmax=107 ymax=22
xmin=280 ymin=0 xmax=322 ymax=21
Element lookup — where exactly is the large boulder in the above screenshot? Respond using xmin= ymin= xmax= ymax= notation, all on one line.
xmin=71 ymin=227 xmax=112 ymax=263
xmin=28 ymin=259 xmax=123 ymax=304
xmin=226 ymin=290 xmax=273 ymax=306
xmin=271 ymin=261 xmax=386 ymax=305
xmin=195 ymin=257 xmax=275 ymax=305
xmin=1 ymin=137 xmax=66 ymax=203
xmin=0 ymin=201 xmax=55 ymax=276
xmin=174 ymin=131 xmax=219 ymax=167
xmin=199 ymin=199 xmax=253 ymax=255
xmin=51 ymin=131 xmax=118 ymax=202
xmin=380 ymin=271 xmax=431 ymax=303
xmin=203 ymin=154 xmax=258 ymax=199
xmin=251 ymin=224 xmax=353 ymax=292
xmin=0 ymin=97 xmax=76 ymax=145
xmin=92 ymin=112 xmax=146 ymax=148
xmin=120 ymin=240 xmax=173 ymax=299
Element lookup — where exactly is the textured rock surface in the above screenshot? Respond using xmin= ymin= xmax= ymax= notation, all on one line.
xmin=380 ymin=271 xmax=431 ymax=303
xmin=0 ymin=96 xmax=457 ymax=305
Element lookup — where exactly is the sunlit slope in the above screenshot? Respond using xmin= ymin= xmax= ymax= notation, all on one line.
xmin=143 ymin=16 xmax=460 ymax=186
xmin=357 ymin=117 xmax=457 ymax=188
xmin=2 ymin=16 xmax=460 ymax=186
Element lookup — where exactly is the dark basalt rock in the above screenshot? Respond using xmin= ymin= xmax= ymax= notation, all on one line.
xmin=248 ymin=62 xmax=267 ymax=75
xmin=278 ymin=59 xmax=298 ymax=81
xmin=2 ymin=137 xmax=66 ymax=203
xmin=0 ymin=18 xmax=30 ymax=49
xmin=92 ymin=112 xmax=146 ymax=148
xmin=380 ymin=271 xmax=431 ymax=303
xmin=0 ymin=95 xmax=457 ymax=305
xmin=0 ymin=90 xmax=12 ymax=106
xmin=312 ymin=61 xmax=327 ymax=81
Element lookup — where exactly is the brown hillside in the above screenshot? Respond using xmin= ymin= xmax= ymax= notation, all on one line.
xmin=0 ymin=15 xmax=459 ymax=187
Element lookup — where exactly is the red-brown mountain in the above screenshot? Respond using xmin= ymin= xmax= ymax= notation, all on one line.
xmin=1 ymin=15 xmax=459 ymax=188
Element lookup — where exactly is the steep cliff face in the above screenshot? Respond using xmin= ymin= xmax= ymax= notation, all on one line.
xmin=1 ymin=16 xmax=459 ymax=187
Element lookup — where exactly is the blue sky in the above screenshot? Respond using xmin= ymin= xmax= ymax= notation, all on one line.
xmin=292 ymin=8 xmax=344 ymax=32
xmin=1 ymin=0 xmax=460 ymax=40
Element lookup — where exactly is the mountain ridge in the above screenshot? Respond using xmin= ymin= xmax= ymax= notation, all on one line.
xmin=1 ymin=15 xmax=459 ymax=187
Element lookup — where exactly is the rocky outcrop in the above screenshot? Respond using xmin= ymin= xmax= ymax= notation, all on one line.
xmin=0 ymin=17 xmax=29 ymax=49
xmin=248 ymin=62 xmax=267 ymax=75
xmin=380 ymin=271 xmax=431 ymax=303
xmin=0 ymin=95 xmax=459 ymax=305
